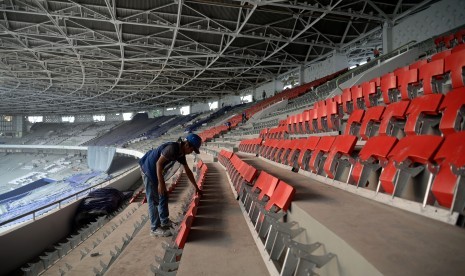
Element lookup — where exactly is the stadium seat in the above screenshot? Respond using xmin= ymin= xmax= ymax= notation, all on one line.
xmin=452 ymin=43 xmax=465 ymax=53
xmin=379 ymin=135 xmax=443 ymax=202
xmin=308 ymin=136 xmax=336 ymax=174
xmin=380 ymin=72 xmax=397 ymax=104
xmin=286 ymin=138 xmax=306 ymax=168
xmin=361 ymin=80 xmax=377 ymax=108
xmin=378 ymin=100 xmax=410 ymax=137
xmin=394 ymin=66 xmax=418 ymax=100
xmin=316 ymin=101 xmax=328 ymax=132
xmin=323 ymin=135 xmax=358 ymax=180
xmin=444 ymin=48 xmax=465 ymax=89
xmin=404 ymin=94 xmax=443 ymax=136
xmin=431 ymin=49 xmax=451 ymax=61
xmin=328 ymin=95 xmax=343 ymax=131
xmin=444 ymin=34 xmax=456 ymax=48
xmin=241 ymin=171 xmax=278 ymax=210
xmin=431 ymin=131 xmax=465 ymax=211
xmin=455 ymin=29 xmax=465 ymax=44
xmin=342 ymin=88 xmax=354 ymax=114
xmin=409 ymin=59 xmax=427 ymax=70
xmin=439 ymin=87 xmax=465 ymax=136
xmin=304 ymin=109 xmax=317 ymax=134
xmin=298 ymin=136 xmax=321 ymax=171
xmin=359 ymin=106 xmax=385 ymax=140
xmin=255 ymin=180 xmax=296 ymax=238
xmin=175 ymin=215 xmax=194 ymax=249
xmin=236 ymin=165 xmax=259 ymax=198
xmin=344 ymin=109 xmax=364 ymax=136
xmin=351 ymin=85 xmax=364 ymax=109
xmin=351 ymin=136 xmax=398 ymax=189
xmin=418 ymin=59 xmax=446 ymax=96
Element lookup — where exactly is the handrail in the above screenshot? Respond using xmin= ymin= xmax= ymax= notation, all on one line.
xmin=0 ymin=165 xmax=139 ymax=228
xmin=333 ymin=40 xmax=418 ymax=92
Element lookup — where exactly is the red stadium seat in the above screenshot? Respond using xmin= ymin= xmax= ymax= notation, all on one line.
xmin=308 ymin=136 xmax=336 ymax=174
xmin=362 ymin=80 xmax=377 ymax=108
xmin=351 ymin=136 xmax=398 ymax=189
xmin=298 ymin=136 xmax=321 ymax=171
xmin=404 ymin=94 xmax=443 ymax=136
xmin=455 ymin=29 xmax=465 ymax=44
xmin=444 ymin=48 xmax=465 ymax=89
xmin=418 ymin=59 xmax=445 ymax=95
xmin=286 ymin=138 xmax=306 ymax=166
xmin=409 ymin=59 xmax=427 ymax=70
xmin=351 ymin=85 xmax=364 ymax=109
xmin=342 ymin=88 xmax=354 ymax=114
xmin=323 ymin=135 xmax=358 ymax=180
xmin=264 ymin=180 xmax=295 ymax=212
xmin=360 ymin=106 xmax=385 ymax=140
xmin=344 ymin=109 xmax=364 ymax=136
xmin=175 ymin=215 xmax=193 ymax=249
xmin=379 ymin=100 xmax=410 ymax=137
xmin=431 ymin=131 xmax=465 ymax=210
xmin=380 ymin=72 xmax=397 ymax=104
xmin=394 ymin=66 xmax=418 ymax=100
xmin=316 ymin=100 xmax=328 ymax=132
xmin=431 ymin=49 xmax=451 ymax=61
xmin=439 ymin=87 xmax=465 ymax=136
xmin=379 ymin=135 xmax=443 ymax=202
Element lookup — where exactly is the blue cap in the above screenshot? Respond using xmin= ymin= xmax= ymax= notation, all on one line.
xmin=186 ymin=133 xmax=202 ymax=154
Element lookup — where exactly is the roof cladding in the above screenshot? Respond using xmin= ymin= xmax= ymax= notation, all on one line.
xmin=0 ymin=0 xmax=437 ymax=115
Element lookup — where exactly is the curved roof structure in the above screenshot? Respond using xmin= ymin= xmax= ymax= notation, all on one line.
xmin=0 ymin=0 xmax=435 ymax=115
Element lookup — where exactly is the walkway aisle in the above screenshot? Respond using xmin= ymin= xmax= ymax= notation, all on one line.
xmin=176 ymin=162 xmax=269 ymax=276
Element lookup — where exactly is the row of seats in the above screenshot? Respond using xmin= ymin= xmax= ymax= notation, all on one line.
xmin=434 ymin=28 xmax=465 ymax=49
xmin=199 ymin=70 xmax=347 ymax=142
xmin=239 ymin=132 xmax=465 ymax=213
xmin=217 ymin=150 xmax=336 ymax=274
xmin=345 ymin=87 xmax=465 ymax=139
xmin=218 ymin=150 xmax=295 ymax=217
xmin=154 ymin=160 xmax=207 ymax=273
xmin=267 ymin=44 xmax=465 ymax=138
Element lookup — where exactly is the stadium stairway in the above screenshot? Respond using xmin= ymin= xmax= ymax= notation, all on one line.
xmin=176 ymin=155 xmax=269 ymax=275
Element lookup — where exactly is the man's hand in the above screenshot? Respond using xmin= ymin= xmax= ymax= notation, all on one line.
xmin=158 ymin=182 xmax=167 ymax=195
xmin=196 ymin=186 xmax=203 ymax=196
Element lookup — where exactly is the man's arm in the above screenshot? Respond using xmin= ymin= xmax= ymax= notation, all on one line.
xmin=156 ymin=155 xmax=168 ymax=195
xmin=183 ymin=163 xmax=202 ymax=194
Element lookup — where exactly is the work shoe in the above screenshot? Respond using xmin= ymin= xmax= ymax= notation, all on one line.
xmin=161 ymin=220 xmax=178 ymax=229
xmin=150 ymin=226 xmax=172 ymax=237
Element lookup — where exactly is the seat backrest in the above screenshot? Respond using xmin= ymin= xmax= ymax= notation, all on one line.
xmin=243 ymin=165 xmax=259 ymax=183
xmin=432 ymin=131 xmax=465 ymax=207
xmin=324 ymin=135 xmax=358 ymax=178
xmin=379 ymin=100 xmax=410 ymax=136
xmin=264 ymin=180 xmax=296 ymax=212
xmin=387 ymin=135 xmax=443 ymax=164
xmin=380 ymin=72 xmax=396 ymax=104
xmin=175 ymin=215 xmax=194 ymax=249
xmin=344 ymin=109 xmax=365 ymax=135
xmin=418 ymin=59 xmax=445 ymax=95
xmin=256 ymin=172 xmax=279 ymax=201
xmin=394 ymin=66 xmax=418 ymax=100
xmin=360 ymin=106 xmax=385 ymax=140
xmin=439 ymin=87 xmax=465 ymax=136
xmin=358 ymin=136 xmax=398 ymax=162
xmin=404 ymin=93 xmax=443 ymax=136
xmin=444 ymin=48 xmax=465 ymax=89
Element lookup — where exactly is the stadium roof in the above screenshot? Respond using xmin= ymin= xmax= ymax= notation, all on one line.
xmin=0 ymin=0 xmax=437 ymax=115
